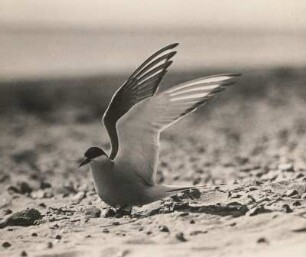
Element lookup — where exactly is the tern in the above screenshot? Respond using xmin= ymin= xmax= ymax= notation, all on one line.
xmin=80 ymin=43 xmax=240 ymax=211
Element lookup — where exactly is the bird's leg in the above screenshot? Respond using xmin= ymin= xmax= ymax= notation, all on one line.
xmin=115 ymin=205 xmax=132 ymax=218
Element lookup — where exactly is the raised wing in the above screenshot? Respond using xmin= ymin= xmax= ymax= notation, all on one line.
xmin=103 ymin=43 xmax=178 ymax=159
xmin=115 ymin=74 xmax=240 ymax=185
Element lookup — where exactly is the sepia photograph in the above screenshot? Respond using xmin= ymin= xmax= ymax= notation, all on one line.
xmin=0 ymin=1 xmax=306 ymax=256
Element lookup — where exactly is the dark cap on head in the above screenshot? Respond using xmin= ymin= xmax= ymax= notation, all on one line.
xmin=79 ymin=147 xmax=107 ymax=167
xmin=84 ymin=147 xmax=106 ymax=159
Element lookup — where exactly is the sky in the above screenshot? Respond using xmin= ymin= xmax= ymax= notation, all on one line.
xmin=1 ymin=0 xmax=306 ymax=31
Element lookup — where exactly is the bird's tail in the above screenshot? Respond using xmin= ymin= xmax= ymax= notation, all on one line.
xmin=164 ymin=183 xmax=226 ymax=193
xmin=149 ymin=183 xmax=227 ymax=203
xmin=156 ymin=183 xmax=228 ymax=201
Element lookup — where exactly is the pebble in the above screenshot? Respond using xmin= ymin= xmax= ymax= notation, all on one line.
xmin=55 ymin=234 xmax=62 ymax=240
xmin=84 ymin=206 xmax=101 ymax=218
xmin=293 ymin=201 xmax=301 ymax=206
xmin=7 ymin=185 xmax=20 ymax=193
xmin=102 ymin=228 xmax=110 ymax=233
xmin=3 ymin=209 xmax=13 ymax=215
xmin=47 ymin=242 xmax=53 ymax=249
xmin=31 ymin=232 xmax=38 ymax=237
xmin=72 ymin=191 xmax=86 ymax=204
xmin=278 ymin=163 xmax=294 ymax=172
xmin=175 ymin=232 xmax=187 ymax=242
xmin=158 ymin=225 xmax=170 ymax=232
xmin=190 ymin=230 xmax=207 ymax=236
xmin=18 ymin=182 xmax=32 ymax=194
xmin=40 ymin=181 xmax=52 ymax=189
xmin=249 ymin=206 xmax=272 ymax=216
xmin=286 ymin=189 xmax=299 ymax=197
xmin=31 ymin=190 xmax=45 ymax=199
xmin=0 ymin=208 xmax=42 ymax=228
xmin=178 ymin=212 xmax=189 ymax=217
xmin=38 ymin=203 xmax=47 ymax=208
xmin=2 ymin=241 xmax=11 ymax=248
xmin=295 ymin=173 xmax=305 ymax=179
xmin=192 ymin=177 xmax=201 ymax=185
xmin=257 ymin=237 xmax=268 ymax=244
xmin=282 ymin=204 xmax=293 ymax=213
xmin=21 ymin=251 xmax=28 ymax=257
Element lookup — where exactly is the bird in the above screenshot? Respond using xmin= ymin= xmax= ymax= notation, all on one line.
xmin=79 ymin=43 xmax=240 ymax=211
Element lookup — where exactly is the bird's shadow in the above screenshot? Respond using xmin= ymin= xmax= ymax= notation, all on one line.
xmin=99 ymin=189 xmax=248 ymax=228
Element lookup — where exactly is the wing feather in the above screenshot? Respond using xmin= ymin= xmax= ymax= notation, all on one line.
xmin=115 ymin=74 xmax=241 ymax=185
xmin=103 ymin=43 xmax=178 ymax=159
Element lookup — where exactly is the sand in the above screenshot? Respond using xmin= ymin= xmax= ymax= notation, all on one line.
xmin=1 ymin=69 xmax=306 ymax=256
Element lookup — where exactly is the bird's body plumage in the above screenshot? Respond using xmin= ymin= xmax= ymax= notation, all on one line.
xmin=90 ymin=156 xmax=190 ymax=208
xmin=81 ymin=43 xmax=240 ymax=209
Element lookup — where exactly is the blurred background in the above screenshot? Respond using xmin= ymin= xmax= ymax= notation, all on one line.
xmin=0 ymin=0 xmax=305 ymax=116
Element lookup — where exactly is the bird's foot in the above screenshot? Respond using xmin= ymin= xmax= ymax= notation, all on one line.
xmin=114 ymin=206 xmax=132 ymax=218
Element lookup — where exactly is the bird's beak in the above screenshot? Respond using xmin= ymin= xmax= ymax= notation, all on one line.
xmin=79 ymin=157 xmax=90 ymax=167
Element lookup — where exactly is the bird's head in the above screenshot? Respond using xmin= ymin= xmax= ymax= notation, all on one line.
xmin=79 ymin=147 xmax=108 ymax=167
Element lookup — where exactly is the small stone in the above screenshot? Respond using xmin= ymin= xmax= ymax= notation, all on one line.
xmin=190 ymin=219 xmax=195 ymax=224
xmin=31 ymin=190 xmax=45 ymax=199
xmin=175 ymin=232 xmax=187 ymax=242
xmin=18 ymin=182 xmax=32 ymax=194
xmin=178 ymin=212 xmax=189 ymax=217
xmin=158 ymin=225 xmax=170 ymax=232
xmin=293 ymin=201 xmax=301 ymax=206
xmin=31 ymin=232 xmax=38 ymax=237
xmin=2 ymin=241 xmax=11 ymax=248
xmin=21 ymin=251 xmax=28 ymax=257
xmin=38 ymin=203 xmax=47 ymax=208
xmin=0 ymin=208 xmax=42 ymax=228
xmin=283 ymin=204 xmax=293 ymax=213
xmin=7 ymin=185 xmax=19 ymax=193
xmin=102 ymin=228 xmax=109 ymax=233
xmin=40 ymin=181 xmax=51 ymax=189
xmin=47 ymin=242 xmax=53 ymax=248
xmin=286 ymin=189 xmax=299 ymax=197
xmin=192 ymin=177 xmax=201 ymax=185
xmin=257 ymin=237 xmax=268 ymax=244
xmin=172 ymin=202 xmax=189 ymax=211
xmin=84 ymin=206 xmax=101 ymax=218
xmin=249 ymin=206 xmax=272 ymax=216
xmin=112 ymin=221 xmax=120 ymax=226
xmin=55 ymin=234 xmax=61 ymax=240
xmin=3 ymin=209 xmax=12 ymax=215
xmin=72 ymin=191 xmax=85 ymax=204
xmin=278 ymin=163 xmax=294 ymax=172
xmin=295 ymin=173 xmax=305 ymax=179
xmin=190 ymin=230 xmax=207 ymax=236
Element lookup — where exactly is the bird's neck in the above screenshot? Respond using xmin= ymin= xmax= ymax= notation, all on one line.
xmin=90 ymin=157 xmax=114 ymax=195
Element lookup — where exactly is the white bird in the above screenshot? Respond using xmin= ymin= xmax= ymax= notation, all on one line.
xmin=80 ymin=43 xmax=240 ymax=211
